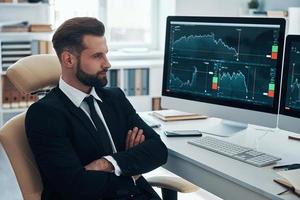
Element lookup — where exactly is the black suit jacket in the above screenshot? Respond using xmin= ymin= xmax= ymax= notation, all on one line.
xmin=25 ymin=86 xmax=168 ymax=200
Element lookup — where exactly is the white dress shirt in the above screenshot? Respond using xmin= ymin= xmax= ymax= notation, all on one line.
xmin=59 ymin=77 xmax=122 ymax=176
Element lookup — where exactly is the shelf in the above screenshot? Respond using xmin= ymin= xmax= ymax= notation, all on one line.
xmin=2 ymin=107 xmax=27 ymax=113
xmin=110 ymin=59 xmax=163 ymax=69
xmin=108 ymin=50 xmax=163 ymax=61
xmin=0 ymin=32 xmax=53 ymax=36
xmin=0 ymin=2 xmax=50 ymax=7
xmin=0 ymin=32 xmax=53 ymax=41
xmin=0 ymin=0 xmax=53 ymax=126
xmin=127 ymin=95 xmax=150 ymax=98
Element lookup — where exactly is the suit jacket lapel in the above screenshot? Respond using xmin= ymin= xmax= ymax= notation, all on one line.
xmin=96 ymin=88 xmax=121 ymax=150
xmin=54 ymin=87 xmax=105 ymax=153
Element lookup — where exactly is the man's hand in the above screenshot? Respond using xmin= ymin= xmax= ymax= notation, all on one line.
xmin=125 ymin=127 xmax=145 ymax=181
xmin=125 ymin=127 xmax=145 ymax=150
xmin=84 ymin=158 xmax=114 ymax=172
xmin=85 ymin=127 xmax=145 ymax=178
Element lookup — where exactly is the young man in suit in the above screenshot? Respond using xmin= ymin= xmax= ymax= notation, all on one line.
xmin=25 ymin=17 xmax=168 ymax=200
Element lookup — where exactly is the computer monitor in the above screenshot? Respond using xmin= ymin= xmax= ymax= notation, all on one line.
xmin=278 ymin=35 xmax=300 ymax=134
xmin=161 ymin=16 xmax=286 ymax=137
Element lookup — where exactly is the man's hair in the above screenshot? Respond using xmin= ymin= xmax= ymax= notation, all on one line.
xmin=52 ymin=17 xmax=105 ymax=60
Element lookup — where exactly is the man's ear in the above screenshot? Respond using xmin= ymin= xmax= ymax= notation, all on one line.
xmin=61 ymin=51 xmax=76 ymax=68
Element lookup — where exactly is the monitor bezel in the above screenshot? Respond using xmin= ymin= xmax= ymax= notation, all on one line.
xmin=279 ymin=34 xmax=300 ymax=118
xmin=162 ymin=16 xmax=286 ymax=114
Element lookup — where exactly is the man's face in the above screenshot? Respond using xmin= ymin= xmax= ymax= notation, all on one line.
xmin=75 ymin=35 xmax=111 ymax=88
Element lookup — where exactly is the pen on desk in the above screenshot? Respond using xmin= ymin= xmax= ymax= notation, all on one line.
xmin=273 ymin=164 xmax=290 ymax=169
xmin=150 ymin=124 xmax=161 ymax=128
xmin=288 ymin=135 xmax=300 ymax=141
xmin=273 ymin=163 xmax=300 ymax=170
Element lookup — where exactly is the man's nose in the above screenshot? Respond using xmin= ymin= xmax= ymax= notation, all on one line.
xmin=103 ymin=55 xmax=111 ymax=69
xmin=105 ymin=60 xmax=111 ymax=69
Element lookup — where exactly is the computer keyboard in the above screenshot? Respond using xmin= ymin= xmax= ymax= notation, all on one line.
xmin=188 ymin=136 xmax=281 ymax=167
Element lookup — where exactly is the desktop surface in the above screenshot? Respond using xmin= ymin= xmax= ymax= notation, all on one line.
xmin=140 ymin=112 xmax=300 ymax=200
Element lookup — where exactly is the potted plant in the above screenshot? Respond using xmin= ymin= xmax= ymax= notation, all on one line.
xmin=248 ymin=0 xmax=259 ymax=14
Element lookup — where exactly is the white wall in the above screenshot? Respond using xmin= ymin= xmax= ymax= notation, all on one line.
xmin=158 ymin=0 xmax=176 ymax=50
xmin=175 ymin=0 xmax=300 ymax=17
xmin=263 ymin=0 xmax=300 ymax=11
xmin=175 ymin=0 xmax=248 ymax=17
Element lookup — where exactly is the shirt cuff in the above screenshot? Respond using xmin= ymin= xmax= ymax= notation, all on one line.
xmin=104 ymin=156 xmax=122 ymax=176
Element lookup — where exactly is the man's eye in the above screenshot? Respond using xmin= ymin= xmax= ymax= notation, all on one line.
xmin=94 ymin=54 xmax=102 ymax=59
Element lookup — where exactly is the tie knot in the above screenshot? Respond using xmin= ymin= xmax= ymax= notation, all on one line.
xmin=84 ymin=95 xmax=94 ymax=106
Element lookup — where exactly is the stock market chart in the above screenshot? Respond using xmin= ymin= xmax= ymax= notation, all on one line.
xmin=166 ymin=22 xmax=280 ymax=106
xmin=285 ymin=42 xmax=300 ymax=111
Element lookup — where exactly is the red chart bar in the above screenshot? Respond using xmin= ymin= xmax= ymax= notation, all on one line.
xmin=212 ymin=83 xmax=218 ymax=90
xmin=268 ymin=90 xmax=274 ymax=97
xmin=271 ymin=52 xmax=278 ymax=59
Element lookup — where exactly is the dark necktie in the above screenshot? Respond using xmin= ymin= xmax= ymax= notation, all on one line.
xmin=84 ymin=95 xmax=113 ymax=155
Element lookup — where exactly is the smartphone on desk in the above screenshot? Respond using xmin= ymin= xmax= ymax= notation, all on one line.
xmin=164 ymin=130 xmax=202 ymax=137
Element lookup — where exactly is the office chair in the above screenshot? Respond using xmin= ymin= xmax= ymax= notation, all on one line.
xmin=0 ymin=54 xmax=198 ymax=200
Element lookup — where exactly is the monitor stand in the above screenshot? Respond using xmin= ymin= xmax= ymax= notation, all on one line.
xmin=201 ymin=120 xmax=248 ymax=137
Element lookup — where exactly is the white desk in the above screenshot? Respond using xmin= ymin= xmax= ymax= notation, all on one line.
xmin=140 ymin=112 xmax=300 ymax=200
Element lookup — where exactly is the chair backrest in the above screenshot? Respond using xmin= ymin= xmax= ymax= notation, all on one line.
xmin=0 ymin=54 xmax=61 ymax=200
xmin=6 ymin=54 xmax=61 ymax=93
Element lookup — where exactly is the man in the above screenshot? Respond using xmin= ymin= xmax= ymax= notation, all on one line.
xmin=25 ymin=17 xmax=168 ymax=200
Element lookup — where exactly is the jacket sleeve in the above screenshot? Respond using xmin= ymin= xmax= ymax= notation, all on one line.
xmin=111 ymin=88 xmax=168 ymax=176
xmin=25 ymin=102 xmax=136 ymax=200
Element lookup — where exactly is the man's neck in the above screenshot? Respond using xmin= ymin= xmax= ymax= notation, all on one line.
xmin=61 ymin=76 xmax=91 ymax=94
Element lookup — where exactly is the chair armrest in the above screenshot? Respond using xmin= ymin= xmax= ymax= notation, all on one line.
xmin=146 ymin=176 xmax=198 ymax=193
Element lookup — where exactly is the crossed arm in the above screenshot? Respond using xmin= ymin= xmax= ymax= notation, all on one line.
xmin=85 ymin=126 xmax=145 ymax=181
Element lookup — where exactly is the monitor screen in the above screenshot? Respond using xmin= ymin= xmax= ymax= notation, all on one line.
xmin=279 ymin=35 xmax=300 ymax=133
xmin=162 ymin=16 xmax=286 ymax=134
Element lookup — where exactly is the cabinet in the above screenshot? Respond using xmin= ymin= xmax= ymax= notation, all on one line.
xmin=0 ymin=1 xmax=54 ymax=125
xmin=108 ymin=58 xmax=163 ymax=112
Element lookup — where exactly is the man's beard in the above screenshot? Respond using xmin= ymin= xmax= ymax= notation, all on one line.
xmin=75 ymin=58 xmax=108 ymax=88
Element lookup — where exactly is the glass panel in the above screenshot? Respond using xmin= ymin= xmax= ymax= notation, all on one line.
xmin=107 ymin=0 xmax=152 ymax=45
xmin=53 ymin=0 xmax=99 ymax=28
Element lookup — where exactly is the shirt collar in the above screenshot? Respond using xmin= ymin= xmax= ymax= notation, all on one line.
xmin=59 ymin=77 xmax=102 ymax=107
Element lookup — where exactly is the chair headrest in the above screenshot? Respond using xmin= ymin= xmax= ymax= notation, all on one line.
xmin=6 ymin=54 xmax=61 ymax=93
